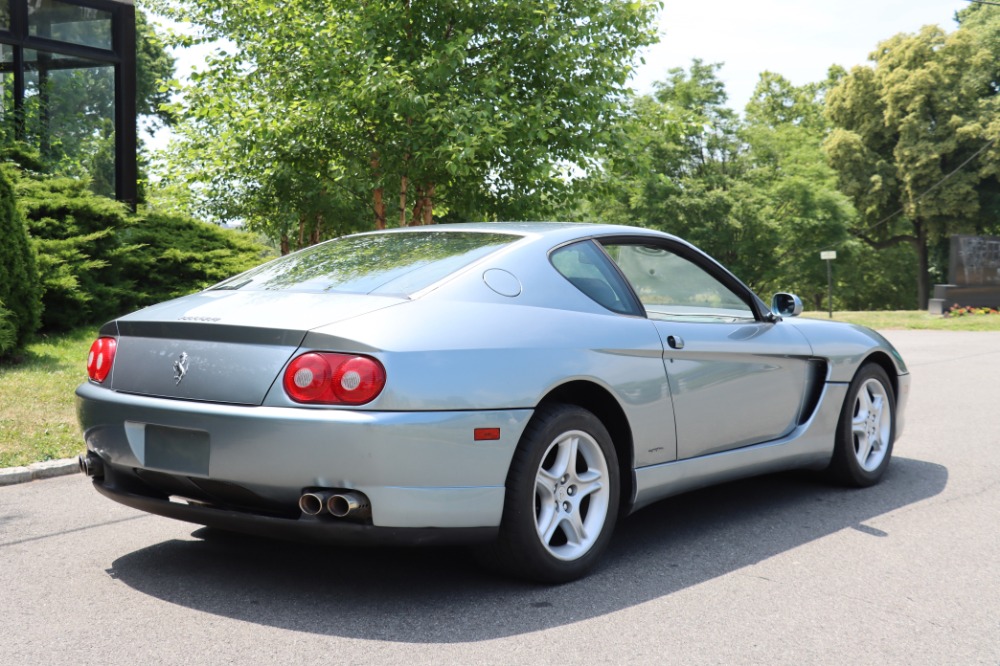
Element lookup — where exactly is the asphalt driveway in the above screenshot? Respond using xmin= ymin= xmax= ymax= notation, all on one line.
xmin=1 ymin=329 xmax=997 ymax=665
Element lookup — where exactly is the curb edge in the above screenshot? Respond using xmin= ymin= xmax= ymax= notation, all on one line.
xmin=0 ymin=458 xmax=78 ymax=487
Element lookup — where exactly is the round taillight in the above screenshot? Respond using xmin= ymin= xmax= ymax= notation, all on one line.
xmin=330 ymin=355 xmax=386 ymax=404
xmin=283 ymin=353 xmax=385 ymax=405
xmin=86 ymin=337 xmax=117 ymax=383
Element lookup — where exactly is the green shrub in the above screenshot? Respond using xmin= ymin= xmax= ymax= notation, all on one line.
xmin=4 ymin=162 xmax=272 ymax=332
xmin=11 ymin=168 xmax=139 ymax=330
xmin=0 ymin=300 xmax=18 ymax=356
xmin=121 ymin=210 xmax=274 ymax=306
xmin=0 ymin=167 xmax=42 ymax=357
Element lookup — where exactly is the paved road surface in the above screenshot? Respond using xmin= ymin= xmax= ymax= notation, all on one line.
xmin=2 ymin=330 xmax=998 ymax=665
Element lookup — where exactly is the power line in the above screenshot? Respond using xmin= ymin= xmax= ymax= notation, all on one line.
xmin=821 ymin=137 xmax=997 ymax=251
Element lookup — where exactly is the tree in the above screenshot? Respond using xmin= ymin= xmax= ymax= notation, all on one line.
xmin=0 ymin=301 xmax=16 ymax=355
xmin=824 ymin=23 xmax=1000 ymax=308
xmin=582 ymin=61 xmax=783 ymax=292
xmin=578 ymin=63 xmax=894 ymax=309
xmin=956 ymin=3 xmax=1000 ymax=229
xmin=742 ymin=70 xmax=863 ymax=309
xmin=151 ymin=0 xmax=661 ymax=249
xmin=0 ymin=166 xmax=41 ymax=358
xmin=136 ymin=9 xmax=179 ymax=128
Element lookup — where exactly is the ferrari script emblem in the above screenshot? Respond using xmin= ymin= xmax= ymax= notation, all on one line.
xmin=172 ymin=352 xmax=190 ymax=385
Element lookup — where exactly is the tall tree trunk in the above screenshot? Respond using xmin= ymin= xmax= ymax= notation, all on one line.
xmin=399 ymin=175 xmax=408 ymax=227
xmin=297 ymin=214 xmax=306 ymax=250
xmin=422 ymin=182 xmax=435 ymax=225
xmin=371 ymin=153 xmax=386 ymax=229
xmin=311 ymin=213 xmax=322 ymax=245
xmin=280 ymin=233 xmax=290 ymax=256
xmin=373 ymin=188 xmax=386 ymax=229
xmin=914 ymin=219 xmax=929 ymax=310
xmin=411 ymin=184 xmax=425 ymax=226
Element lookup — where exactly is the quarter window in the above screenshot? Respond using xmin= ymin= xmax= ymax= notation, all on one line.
xmin=550 ymin=241 xmax=639 ymax=315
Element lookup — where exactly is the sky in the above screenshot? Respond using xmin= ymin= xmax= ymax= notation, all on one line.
xmin=630 ymin=0 xmax=972 ymax=111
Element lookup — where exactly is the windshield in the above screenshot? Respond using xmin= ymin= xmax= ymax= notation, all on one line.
xmin=211 ymin=231 xmax=520 ymax=296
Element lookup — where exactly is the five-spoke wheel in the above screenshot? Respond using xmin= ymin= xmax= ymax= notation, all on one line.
xmin=851 ymin=376 xmax=892 ymax=472
xmin=493 ymin=404 xmax=619 ymax=583
xmin=533 ymin=428 xmax=612 ymax=562
xmin=829 ymin=364 xmax=896 ymax=486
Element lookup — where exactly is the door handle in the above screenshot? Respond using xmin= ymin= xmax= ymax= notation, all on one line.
xmin=667 ymin=335 xmax=685 ymax=350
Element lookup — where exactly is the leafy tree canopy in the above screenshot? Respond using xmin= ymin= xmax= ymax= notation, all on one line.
xmin=149 ymin=0 xmax=661 ymax=250
xmin=136 ymin=7 xmax=179 ymax=128
xmin=824 ymin=17 xmax=1000 ymax=307
xmin=572 ymin=62 xmax=916 ymax=310
xmin=586 ymin=62 xmax=764 ymax=286
xmin=742 ymin=70 xmax=856 ymax=308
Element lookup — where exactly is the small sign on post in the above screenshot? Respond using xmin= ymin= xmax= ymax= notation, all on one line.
xmin=820 ymin=251 xmax=837 ymax=318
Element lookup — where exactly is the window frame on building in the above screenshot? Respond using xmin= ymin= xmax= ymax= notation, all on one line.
xmin=0 ymin=0 xmax=136 ymax=205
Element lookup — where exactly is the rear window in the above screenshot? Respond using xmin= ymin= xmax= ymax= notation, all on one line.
xmin=212 ymin=231 xmax=520 ymax=295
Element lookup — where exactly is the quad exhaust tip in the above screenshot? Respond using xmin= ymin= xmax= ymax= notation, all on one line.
xmin=298 ymin=490 xmax=334 ymax=516
xmin=327 ymin=491 xmax=371 ymax=519
xmin=299 ymin=489 xmax=371 ymax=521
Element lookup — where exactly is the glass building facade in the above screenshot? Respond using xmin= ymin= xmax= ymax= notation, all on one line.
xmin=0 ymin=0 xmax=136 ymax=204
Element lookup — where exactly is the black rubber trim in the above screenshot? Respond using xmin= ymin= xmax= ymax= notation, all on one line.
xmin=92 ymin=479 xmax=498 ymax=547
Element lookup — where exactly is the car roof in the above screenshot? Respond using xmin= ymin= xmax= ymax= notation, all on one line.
xmin=350 ymin=221 xmax=679 ymax=247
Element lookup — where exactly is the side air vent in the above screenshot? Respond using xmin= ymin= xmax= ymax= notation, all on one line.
xmin=797 ymin=359 xmax=828 ymax=425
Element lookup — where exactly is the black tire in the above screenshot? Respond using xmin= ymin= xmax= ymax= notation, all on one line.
xmin=828 ymin=363 xmax=896 ymax=487
xmin=489 ymin=403 xmax=620 ymax=584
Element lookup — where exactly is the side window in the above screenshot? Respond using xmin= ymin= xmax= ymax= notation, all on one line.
xmin=601 ymin=243 xmax=754 ymax=322
xmin=550 ymin=241 xmax=639 ymax=315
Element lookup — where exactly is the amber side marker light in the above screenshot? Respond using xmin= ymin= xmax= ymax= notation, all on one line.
xmin=474 ymin=428 xmax=501 ymax=441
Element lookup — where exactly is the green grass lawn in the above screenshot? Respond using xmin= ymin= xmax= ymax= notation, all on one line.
xmin=0 ymin=327 xmax=96 ymax=468
xmin=801 ymin=310 xmax=1000 ymax=330
xmin=2 ymin=311 xmax=1000 ymax=467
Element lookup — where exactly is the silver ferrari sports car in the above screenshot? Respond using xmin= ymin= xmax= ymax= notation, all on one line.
xmin=77 ymin=223 xmax=909 ymax=582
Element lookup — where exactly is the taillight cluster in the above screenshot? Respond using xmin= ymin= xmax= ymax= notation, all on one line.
xmin=283 ymin=352 xmax=386 ymax=405
xmin=86 ymin=337 xmax=117 ymax=383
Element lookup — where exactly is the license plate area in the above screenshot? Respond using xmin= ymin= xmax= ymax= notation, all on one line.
xmin=145 ymin=424 xmax=210 ymax=476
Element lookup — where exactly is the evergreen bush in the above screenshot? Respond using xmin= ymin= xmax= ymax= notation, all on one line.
xmin=0 ymin=301 xmax=18 ymax=356
xmin=122 ymin=211 xmax=273 ymax=305
xmin=11 ymin=168 xmax=138 ymax=331
xmin=7 ymin=162 xmax=272 ymax=332
xmin=0 ymin=167 xmax=42 ymax=357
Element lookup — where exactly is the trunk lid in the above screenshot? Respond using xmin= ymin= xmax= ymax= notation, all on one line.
xmin=108 ymin=291 xmax=402 ymax=405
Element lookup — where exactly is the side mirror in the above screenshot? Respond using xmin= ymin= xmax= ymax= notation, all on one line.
xmin=771 ymin=293 xmax=803 ymax=318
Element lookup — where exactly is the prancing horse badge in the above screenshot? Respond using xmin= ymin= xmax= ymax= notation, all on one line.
xmin=172 ymin=352 xmax=190 ymax=385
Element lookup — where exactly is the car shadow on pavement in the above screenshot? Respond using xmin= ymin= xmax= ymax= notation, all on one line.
xmin=109 ymin=456 xmax=946 ymax=642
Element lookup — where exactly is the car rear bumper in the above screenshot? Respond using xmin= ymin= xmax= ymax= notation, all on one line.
xmin=90 ymin=472 xmax=499 ymax=546
xmin=77 ymin=382 xmax=531 ymax=531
